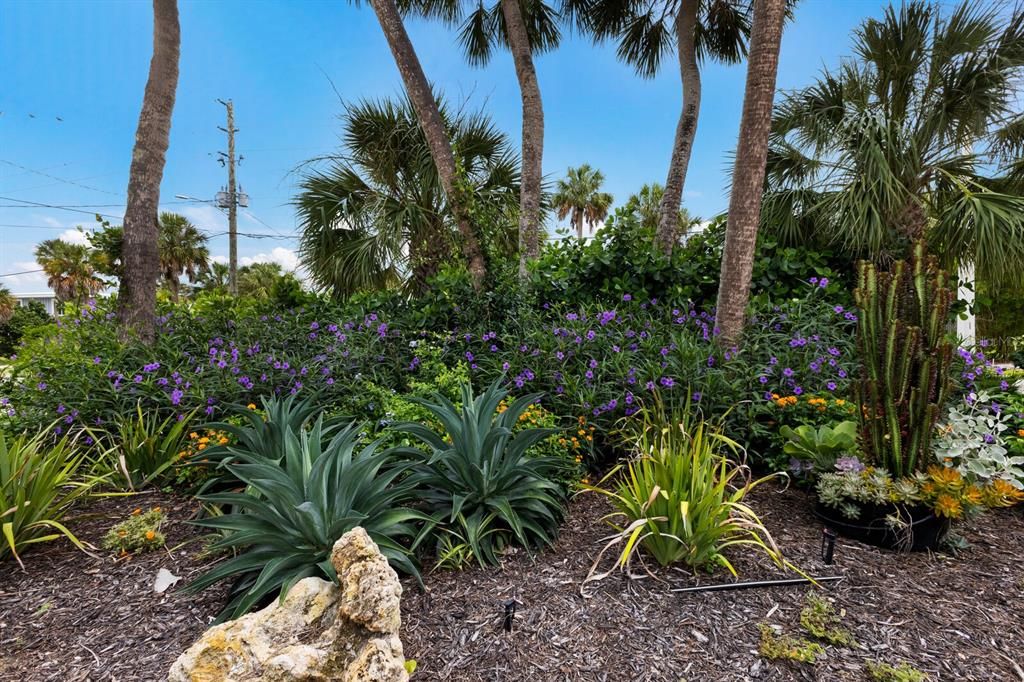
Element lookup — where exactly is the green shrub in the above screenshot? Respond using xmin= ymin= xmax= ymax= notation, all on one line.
xmin=799 ymin=592 xmax=856 ymax=646
xmin=397 ymin=378 xmax=568 ymax=567
xmin=0 ymin=301 xmax=53 ymax=357
xmin=586 ymin=398 xmax=788 ymax=574
xmin=102 ymin=507 xmax=166 ymax=553
xmin=92 ymin=403 xmax=196 ymax=490
xmin=185 ymin=417 xmax=428 ymax=621
xmin=867 ymin=661 xmax=929 ymax=682
xmin=1 ymin=428 xmax=100 ymax=566
xmin=779 ymin=420 xmax=858 ymax=476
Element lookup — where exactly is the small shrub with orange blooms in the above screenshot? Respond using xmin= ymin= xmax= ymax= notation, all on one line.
xmin=101 ymin=507 xmax=166 ymax=554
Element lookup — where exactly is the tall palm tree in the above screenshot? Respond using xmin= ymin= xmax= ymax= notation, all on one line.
xmin=158 ymin=212 xmax=210 ymax=301
xmin=575 ymin=0 xmax=753 ymax=254
xmin=118 ymin=0 xmax=180 ymax=343
xmin=403 ymin=0 xmax=564 ymax=276
xmin=369 ymin=0 xmax=489 ymax=289
xmin=715 ymin=0 xmax=787 ymax=345
xmin=295 ymin=97 xmax=519 ymax=298
xmin=622 ymin=182 xmax=700 ymax=236
xmin=34 ymin=239 xmax=104 ymax=308
xmin=0 ymin=286 xmax=15 ymax=325
xmin=238 ymin=262 xmax=283 ymax=299
xmin=552 ymin=164 xmax=614 ymax=238
xmin=761 ymin=1 xmax=1024 ymax=289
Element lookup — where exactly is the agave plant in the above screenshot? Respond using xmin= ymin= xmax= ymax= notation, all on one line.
xmin=191 ymin=394 xmax=349 ymax=493
xmin=185 ymin=417 xmax=428 ymax=621
xmin=1 ymin=428 xmax=102 ymax=567
xmin=585 ymin=397 xmax=788 ymax=580
xmin=396 ymin=378 xmax=567 ymax=567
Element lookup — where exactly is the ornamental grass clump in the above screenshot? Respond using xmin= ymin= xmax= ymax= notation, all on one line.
xmin=396 ymin=378 xmax=568 ymax=567
xmin=585 ymin=397 xmax=789 ymax=579
xmin=1 ymin=428 xmax=101 ymax=567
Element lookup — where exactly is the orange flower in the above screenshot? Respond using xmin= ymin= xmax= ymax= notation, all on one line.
xmin=131 ymin=508 xmax=142 ymax=516
xmin=145 ymin=530 xmax=156 ymax=540
xmin=933 ymin=494 xmax=962 ymax=518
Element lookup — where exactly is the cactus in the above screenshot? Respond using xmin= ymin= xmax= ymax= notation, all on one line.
xmin=854 ymin=241 xmax=954 ymax=477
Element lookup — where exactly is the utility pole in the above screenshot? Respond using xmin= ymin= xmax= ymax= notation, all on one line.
xmin=217 ymin=98 xmax=238 ymax=295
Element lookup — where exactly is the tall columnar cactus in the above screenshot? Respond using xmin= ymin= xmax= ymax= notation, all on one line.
xmin=854 ymin=241 xmax=954 ymax=477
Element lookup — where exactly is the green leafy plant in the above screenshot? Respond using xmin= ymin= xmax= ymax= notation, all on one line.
xmin=800 ymin=592 xmax=856 ymax=646
xmin=855 ymin=242 xmax=955 ymax=477
xmin=758 ymin=623 xmax=823 ymax=664
xmin=1 ymin=429 xmax=100 ymax=567
xmin=780 ymin=420 xmax=858 ymax=475
xmin=867 ymin=660 xmax=930 ymax=682
xmin=397 ymin=378 xmax=568 ymax=567
xmin=102 ymin=507 xmax=166 ymax=553
xmin=94 ymin=403 xmax=196 ymax=490
xmin=185 ymin=418 xmax=429 ymax=621
xmin=585 ymin=397 xmax=789 ymax=577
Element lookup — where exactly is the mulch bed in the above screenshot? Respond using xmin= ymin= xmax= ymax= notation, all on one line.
xmin=2 ymin=487 xmax=1023 ymax=681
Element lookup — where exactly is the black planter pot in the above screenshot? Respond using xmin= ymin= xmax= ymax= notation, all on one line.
xmin=813 ymin=501 xmax=949 ymax=552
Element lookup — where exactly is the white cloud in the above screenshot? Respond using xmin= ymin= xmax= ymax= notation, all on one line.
xmin=3 ymin=260 xmax=50 ymax=294
xmin=36 ymin=215 xmax=63 ymax=228
xmin=58 ymin=228 xmax=91 ymax=245
xmin=211 ymin=248 xmax=300 ymax=272
xmin=176 ymin=205 xmax=227 ymax=231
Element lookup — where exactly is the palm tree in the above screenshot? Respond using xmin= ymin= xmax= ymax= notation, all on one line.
xmin=761 ymin=1 xmax=1024 ymax=289
xmin=622 ymin=182 xmax=700 ymax=236
xmin=402 ymin=0 xmax=564 ymax=276
xmin=552 ymin=164 xmax=614 ymax=238
xmin=198 ymin=262 xmax=231 ymax=294
xmin=0 ymin=286 xmax=15 ymax=325
xmin=34 ymin=239 xmax=104 ymax=308
xmin=369 ymin=0 xmax=489 ymax=289
xmin=238 ymin=262 xmax=283 ymax=299
xmin=575 ymin=0 xmax=753 ymax=254
xmin=158 ymin=212 xmax=210 ymax=301
xmin=295 ymin=97 xmax=519 ymax=298
xmin=715 ymin=0 xmax=787 ymax=345
xmin=118 ymin=0 xmax=180 ymax=343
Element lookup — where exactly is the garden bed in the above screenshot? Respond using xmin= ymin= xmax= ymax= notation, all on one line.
xmin=1 ymin=487 xmax=1022 ymax=681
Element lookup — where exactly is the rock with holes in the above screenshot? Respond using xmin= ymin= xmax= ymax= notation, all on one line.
xmin=168 ymin=527 xmax=409 ymax=682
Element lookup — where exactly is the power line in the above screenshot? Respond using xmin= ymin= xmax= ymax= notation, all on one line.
xmin=0 ymin=196 xmax=122 ymax=220
xmin=0 ymin=159 xmax=122 ymax=196
xmin=0 ymin=268 xmax=44 ymax=278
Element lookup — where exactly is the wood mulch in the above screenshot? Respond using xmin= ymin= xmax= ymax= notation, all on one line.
xmin=1 ymin=486 xmax=1023 ymax=681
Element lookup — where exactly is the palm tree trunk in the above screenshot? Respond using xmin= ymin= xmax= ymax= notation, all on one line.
xmin=118 ymin=0 xmax=179 ymax=344
xmin=370 ymin=0 xmax=487 ymax=289
xmin=655 ymin=1 xmax=701 ymax=255
xmin=575 ymin=208 xmax=583 ymax=239
xmin=501 ymin=0 xmax=545 ymax=278
xmin=714 ymin=0 xmax=787 ymax=346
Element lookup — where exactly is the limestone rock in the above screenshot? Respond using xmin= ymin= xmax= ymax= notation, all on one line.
xmin=168 ymin=527 xmax=409 ymax=682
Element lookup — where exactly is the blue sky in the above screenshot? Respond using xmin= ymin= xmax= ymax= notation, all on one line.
xmin=0 ymin=0 xmax=893 ymax=293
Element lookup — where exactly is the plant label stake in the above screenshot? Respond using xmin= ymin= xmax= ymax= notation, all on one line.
xmin=821 ymin=527 xmax=837 ymax=565
xmin=503 ymin=600 xmax=517 ymax=633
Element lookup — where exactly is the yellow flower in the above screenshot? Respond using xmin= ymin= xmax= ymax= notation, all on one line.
xmin=247 ymin=403 xmax=257 ymax=410
xmin=1017 ymin=429 xmax=1024 ymax=438
xmin=131 ymin=508 xmax=142 ymax=516
xmin=835 ymin=399 xmax=846 ymax=406
xmin=962 ymin=486 xmax=983 ymax=506
xmin=152 ymin=507 xmax=161 ymax=513
xmin=933 ymin=494 xmax=962 ymax=518
xmin=197 ymin=443 xmax=206 ymax=451
xmin=218 ymin=437 xmax=228 ymax=445
xmin=928 ymin=465 xmax=962 ymax=487
xmin=189 ymin=432 xmax=198 ymax=440
xmin=198 ymin=436 xmax=210 ymax=445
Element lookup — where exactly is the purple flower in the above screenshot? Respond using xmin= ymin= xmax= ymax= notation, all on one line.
xmin=36 ymin=382 xmax=47 ymax=391
xmin=660 ymin=377 xmax=675 ymax=388
xmin=793 ymin=386 xmax=804 ymax=395
xmin=818 ymin=277 xmax=829 ymax=288
xmin=826 ymin=381 xmax=837 ymax=391
xmin=782 ymin=367 xmax=794 ymax=377
xmin=170 ymin=389 xmax=183 ymax=406
xmin=93 ymin=356 xmax=101 ymax=364
xmin=835 ymin=456 xmax=865 ymax=473
xmin=622 ymin=294 xmax=632 ymax=302
xmin=758 ymin=376 xmax=769 ymax=384
xmin=692 ymin=392 xmax=702 ymax=402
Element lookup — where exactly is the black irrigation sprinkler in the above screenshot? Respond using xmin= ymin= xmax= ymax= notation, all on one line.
xmin=821 ymin=527 xmax=838 ymax=565
xmin=670 ymin=576 xmax=844 ymax=594
xmin=503 ymin=599 xmax=517 ymax=632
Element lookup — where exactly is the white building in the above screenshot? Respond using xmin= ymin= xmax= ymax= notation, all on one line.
xmin=14 ymin=292 xmax=58 ymax=316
